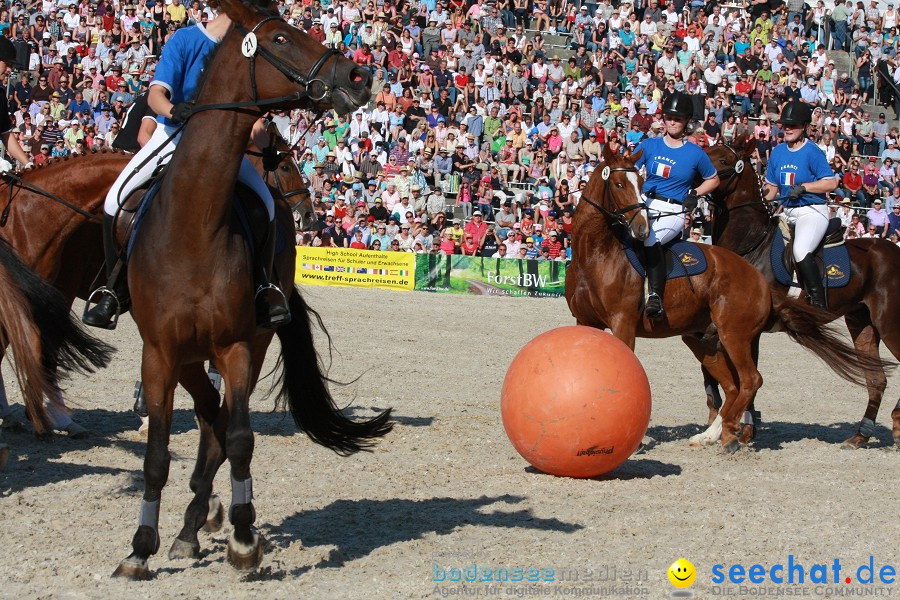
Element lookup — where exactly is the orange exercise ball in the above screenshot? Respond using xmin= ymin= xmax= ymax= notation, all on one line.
xmin=501 ymin=326 xmax=652 ymax=478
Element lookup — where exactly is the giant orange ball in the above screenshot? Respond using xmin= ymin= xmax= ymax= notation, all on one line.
xmin=501 ymin=326 xmax=652 ymax=478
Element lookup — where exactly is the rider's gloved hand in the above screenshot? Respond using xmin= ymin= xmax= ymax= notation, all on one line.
xmin=262 ymin=145 xmax=280 ymax=172
xmin=169 ymin=102 xmax=194 ymax=124
xmin=787 ymin=184 xmax=807 ymax=200
xmin=0 ymin=159 xmax=13 ymax=175
xmin=682 ymin=189 xmax=699 ymax=213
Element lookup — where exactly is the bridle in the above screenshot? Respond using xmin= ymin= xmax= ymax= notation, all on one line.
xmin=249 ymin=126 xmax=310 ymax=207
xmin=233 ymin=15 xmax=341 ymax=108
xmin=579 ymin=163 xmax=647 ymax=230
xmin=708 ymin=143 xmax=777 ymax=256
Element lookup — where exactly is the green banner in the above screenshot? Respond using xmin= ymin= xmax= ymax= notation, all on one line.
xmin=414 ymin=255 xmax=567 ymax=297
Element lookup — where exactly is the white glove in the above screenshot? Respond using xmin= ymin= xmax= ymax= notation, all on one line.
xmin=0 ymin=159 xmax=13 ymax=174
xmin=23 ymin=162 xmax=33 ymax=170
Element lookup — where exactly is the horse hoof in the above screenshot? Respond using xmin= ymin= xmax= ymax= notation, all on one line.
xmin=202 ymin=495 xmax=224 ymax=533
xmin=168 ymin=538 xmax=200 ymax=560
xmin=226 ymin=531 xmax=264 ymax=572
xmin=0 ymin=444 xmax=9 ymax=471
xmin=722 ymin=439 xmax=741 ymax=454
xmin=841 ymin=434 xmax=868 ymax=449
xmin=112 ymin=556 xmax=151 ymax=581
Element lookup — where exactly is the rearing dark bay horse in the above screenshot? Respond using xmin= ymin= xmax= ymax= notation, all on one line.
xmin=113 ymin=0 xmax=389 ymax=579
xmin=566 ymin=144 xmax=883 ymax=451
xmin=705 ymin=136 xmax=900 ymax=448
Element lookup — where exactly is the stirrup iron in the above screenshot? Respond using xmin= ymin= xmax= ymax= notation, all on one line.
xmin=82 ymin=287 xmax=121 ymax=330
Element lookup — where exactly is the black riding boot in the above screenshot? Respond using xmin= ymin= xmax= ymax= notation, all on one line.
xmin=82 ymin=215 xmax=128 ymax=330
xmin=796 ymin=253 xmax=826 ymax=309
xmin=644 ymin=242 xmax=666 ymax=320
xmin=255 ymin=219 xmax=291 ymax=331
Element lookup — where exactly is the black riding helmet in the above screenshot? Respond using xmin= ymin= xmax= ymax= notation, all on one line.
xmin=778 ymin=100 xmax=812 ymax=126
xmin=0 ymin=36 xmax=16 ymax=64
xmin=661 ymin=92 xmax=693 ymax=118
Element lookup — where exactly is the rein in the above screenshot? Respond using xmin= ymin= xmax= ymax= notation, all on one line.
xmin=0 ymin=169 xmax=101 ymax=227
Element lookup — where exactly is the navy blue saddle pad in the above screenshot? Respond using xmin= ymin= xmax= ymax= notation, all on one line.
xmin=127 ymin=183 xmax=287 ymax=259
xmin=622 ymin=237 xmax=708 ymax=279
xmin=770 ymin=229 xmax=851 ymax=289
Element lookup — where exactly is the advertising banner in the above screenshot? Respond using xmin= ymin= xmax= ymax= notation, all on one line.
xmin=295 ymin=246 xmax=415 ymax=291
xmin=414 ymin=255 xmax=567 ymax=297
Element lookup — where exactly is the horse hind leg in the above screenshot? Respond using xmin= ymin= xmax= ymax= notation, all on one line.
xmin=168 ymin=362 xmax=226 ymax=561
xmin=682 ymin=336 xmax=739 ymax=446
xmin=841 ymin=312 xmax=887 ymax=449
xmin=716 ymin=333 xmax=764 ymax=453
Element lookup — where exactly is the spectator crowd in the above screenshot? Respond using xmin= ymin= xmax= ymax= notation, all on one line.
xmin=4 ymin=0 xmax=900 ymax=254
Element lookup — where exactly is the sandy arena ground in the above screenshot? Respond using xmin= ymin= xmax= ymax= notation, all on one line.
xmin=0 ymin=287 xmax=898 ymax=600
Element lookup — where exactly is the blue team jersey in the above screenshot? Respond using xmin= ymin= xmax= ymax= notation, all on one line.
xmin=151 ymin=24 xmax=219 ymax=127
xmin=765 ymin=140 xmax=836 ymax=207
xmin=634 ymin=136 xmax=717 ymax=203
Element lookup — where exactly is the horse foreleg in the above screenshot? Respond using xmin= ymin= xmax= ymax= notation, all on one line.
xmin=113 ymin=345 xmax=177 ymax=580
xmin=607 ymin=317 xmax=637 ymax=351
xmin=682 ymin=335 xmax=739 ymax=446
xmin=217 ymin=342 xmax=263 ymax=572
xmin=842 ymin=311 xmax=886 ymax=449
xmin=168 ymin=362 xmax=225 ymax=560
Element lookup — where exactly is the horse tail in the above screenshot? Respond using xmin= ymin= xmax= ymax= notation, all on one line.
xmin=771 ymin=289 xmax=895 ymax=387
xmin=0 ymin=238 xmax=112 ymax=434
xmin=0 ymin=238 xmax=115 ymax=378
xmin=274 ymin=288 xmax=392 ymax=455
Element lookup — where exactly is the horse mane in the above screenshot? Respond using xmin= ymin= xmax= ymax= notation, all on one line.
xmin=23 ymin=147 xmax=131 ymax=174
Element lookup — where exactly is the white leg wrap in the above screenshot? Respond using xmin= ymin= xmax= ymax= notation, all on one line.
xmin=139 ymin=499 xmax=160 ymax=530
xmin=231 ymin=475 xmax=253 ymax=507
xmin=689 ymin=415 xmax=723 ymax=445
xmin=44 ymin=387 xmax=71 ymax=429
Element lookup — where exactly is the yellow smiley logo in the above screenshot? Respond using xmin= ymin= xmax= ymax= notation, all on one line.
xmin=668 ymin=558 xmax=696 ymax=588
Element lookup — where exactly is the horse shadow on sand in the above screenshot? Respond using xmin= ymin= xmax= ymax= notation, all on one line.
xmin=646 ymin=420 xmax=897 ymax=451
xmin=250 ymin=495 xmax=582 ymax=579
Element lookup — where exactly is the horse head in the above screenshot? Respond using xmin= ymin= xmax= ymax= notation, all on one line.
xmin=581 ymin=142 xmax=647 ymax=240
xmin=216 ymin=0 xmax=372 ymax=115
xmin=704 ymin=135 xmax=772 ymax=247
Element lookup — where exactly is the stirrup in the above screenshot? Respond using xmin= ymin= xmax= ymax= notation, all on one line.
xmin=645 ymin=292 xmax=665 ymax=320
xmin=82 ymin=287 xmax=121 ymax=330
xmin=254 ymin=283 xmax=291 ymax=329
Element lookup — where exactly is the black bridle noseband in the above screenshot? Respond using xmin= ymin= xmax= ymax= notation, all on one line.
xmin=580 ymin=164 xmax=647 ymax=230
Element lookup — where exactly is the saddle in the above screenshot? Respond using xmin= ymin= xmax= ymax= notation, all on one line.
xmin=120 ymin=177 xmax=283 ymax=260
xmin=770 ymin=216 xmax=852 ymax=289
xmin=621 ymin=235 xmax=708 ymax=280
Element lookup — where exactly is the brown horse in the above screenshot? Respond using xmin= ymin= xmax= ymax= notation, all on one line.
xmin=114 ymin=0 xmax=389 ymax=580
xmin=0 ymin=122 xmax=315 ymax=425
xmin=566 ymin=144 xmax=883 ymax=451
xmin=705 ymin=136 xmax=900 ymax=447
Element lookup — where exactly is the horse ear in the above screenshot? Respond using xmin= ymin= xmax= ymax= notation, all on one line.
xmin=217 ymin=0 xmax=258 ymax=27
xmin=601 ymin=140 xmax=614 ymax=164
xmin=741 ymin=133 xmax=756 ymax=155
xmin=629 ymin=148 xmax=643 ymax=165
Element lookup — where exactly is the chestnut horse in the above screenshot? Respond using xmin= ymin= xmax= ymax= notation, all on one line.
xmin=705 ymin=136 xmax=900 ymax=447
xmin=566 ymin=145 xmax=883 ymax=452
xmin=114 ymin=0 xmax=389 ymax=579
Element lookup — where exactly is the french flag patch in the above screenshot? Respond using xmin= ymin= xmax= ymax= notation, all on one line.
xmin=781 ymin=172 xmax=796 ymax=186
xmin=653 ymin=163 xmax=672 ymax=178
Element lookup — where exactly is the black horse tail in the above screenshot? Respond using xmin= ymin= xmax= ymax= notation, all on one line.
xmin=771 ymin=289 xmax=895 ymax=386
xmin=274 ymin=288 xmax=392 ymax=455
xmin=0 ymin=239 xmax=114 ymax=434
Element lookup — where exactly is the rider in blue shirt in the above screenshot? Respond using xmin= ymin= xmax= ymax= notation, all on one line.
xmin=85 ymin=12 xmax=289 ymax=331
xmin=633 ymin=92 xmax=719 ymax=320
xmin=764 ymin=101 xmax=838 ymax=308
